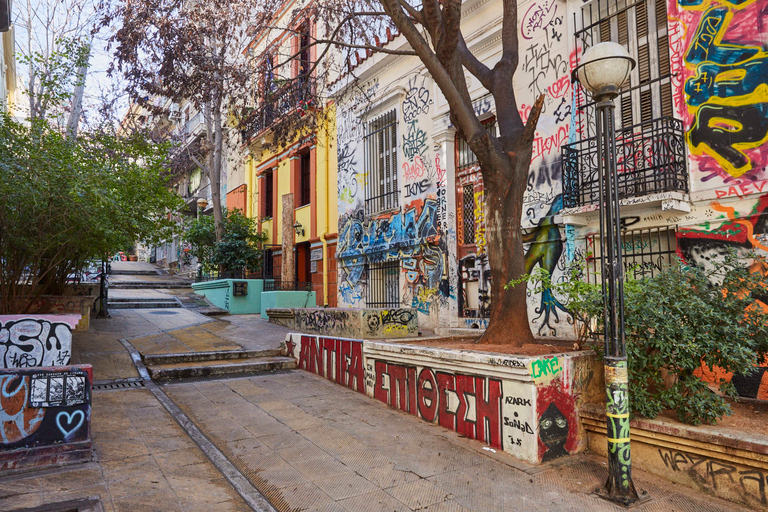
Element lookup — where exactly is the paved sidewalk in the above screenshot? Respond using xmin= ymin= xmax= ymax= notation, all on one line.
xmin=164 ymin=372 xmax=751 ymax=512
xmin=0 ymin=388 xmax=250 ymax=512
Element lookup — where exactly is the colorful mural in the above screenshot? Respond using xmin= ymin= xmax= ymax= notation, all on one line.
xmin=669 ymin=0 xmax=768 ymax=186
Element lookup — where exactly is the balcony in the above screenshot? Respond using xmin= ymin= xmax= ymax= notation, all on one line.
xmin=242 ymin=80 xmax=312 ymax=140
xmin=562 ymin=116 xmax=688 ymax=209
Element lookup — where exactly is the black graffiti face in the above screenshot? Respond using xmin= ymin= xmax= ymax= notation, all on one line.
xmin=539 ymin=403 xmax=569 ymax=462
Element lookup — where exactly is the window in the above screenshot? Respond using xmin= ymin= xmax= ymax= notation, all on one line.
xmin=462 ymin=184 xmax=475 ymax=245
xmin=563 ymin=0 xmax=687 ymax=209
xmin=364 ymin=110 xmax=398 ymax=214
xmin=299 ymin=152 xmax=311 ymax=207
xmin=298 ymin=27 xmax=311 ymax=78
xmin=263 ymin=171 xmax=273 ymax=218
xmin=585 ymin=226 xmax=678 ymax=282
xmin=457 ymin=120 xmax=497 ymax=171
xmin=366 ymin=260 xmax=400 ymax=308
xmin=576 ymin=0 xmax=673 ymax=131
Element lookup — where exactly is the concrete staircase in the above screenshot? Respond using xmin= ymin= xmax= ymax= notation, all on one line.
xmin=108 ymin=297 xmax=182 ymax=309
xmin=144 ymin=348 xmax=296 ymax=381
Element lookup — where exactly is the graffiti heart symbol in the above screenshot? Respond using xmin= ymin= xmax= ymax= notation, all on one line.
xmin=56 ymin=410 xmax=85 ymax=438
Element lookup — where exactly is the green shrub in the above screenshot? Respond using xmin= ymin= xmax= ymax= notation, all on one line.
xmin=184 ymin=208 xmax=268 ymax=274
xmin=514 ymin=254 xmax=768 ymax=424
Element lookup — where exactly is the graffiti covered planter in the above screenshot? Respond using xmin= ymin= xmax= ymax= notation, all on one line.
xmin=0 ymin=314 xmax=81 ymax=369
xmin=283 ymin=333 xmax=601 ymax=464
xmin=0 ymin=364 xmax=93 ymax=473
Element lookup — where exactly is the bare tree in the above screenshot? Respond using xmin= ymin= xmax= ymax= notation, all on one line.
xmin=287 ymin=1 xmax=545 ymax=344
xmin=104 ymin=0 xmax=273 ymax=241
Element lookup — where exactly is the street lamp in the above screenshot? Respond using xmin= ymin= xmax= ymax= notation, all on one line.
xmin=196 ymin=197 xmax=208 ymax=219
xmin=574 ymin=42 xmax=644 ymax=506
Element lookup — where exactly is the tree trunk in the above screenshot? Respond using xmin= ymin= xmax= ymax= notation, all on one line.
xmin=479 ymin=151 xmax=535 ymax=346
xmin=211 ymin=103 xmax=225 ymax=242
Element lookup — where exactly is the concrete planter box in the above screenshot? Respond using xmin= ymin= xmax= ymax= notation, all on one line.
xmin=581 ymin=403 xmax=768 ymax=510
xmin=192 ymin=279 xmax=265 ymax=314
xmin=0 ymin=364 xmax=93 ymax=474
xmin=25 ymin=293 xmax=97 ymax=333
xmin=261 ymin=291 xmax=316 ymax=319
xmin=283 ymin=333 xmax=601 ymax=464
xmin=0 ymin=314 xmax=81 ymax=368
xmin=268 ymin=308 xmax=418 ymax=338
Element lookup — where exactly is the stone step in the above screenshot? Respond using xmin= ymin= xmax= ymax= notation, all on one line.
xmin=107 ymin=300 xmax=182 ymax=309
xmin=109 ymin=270 xmax=162 ymax=276
xmin=147 ymin=356 xmax=296 ymax=381
xmin=110 ymin=282 xmax=192 ymax=289
xmin=143 ymin=349 xmax=281 ymax=366
xmin=109 ymin=297 xmax=177 ymax=303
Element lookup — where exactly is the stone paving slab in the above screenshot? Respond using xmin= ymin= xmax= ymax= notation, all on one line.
xmin=163 ymin=371 xmax=753 ymax=512
xmin=0 ymin=388 xmax=252 ymax=512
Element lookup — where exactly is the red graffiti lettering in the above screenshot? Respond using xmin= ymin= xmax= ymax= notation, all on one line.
xmin=532 ymin=125 xmax=569 ymax=163
xmin=547 ymin=75 xmax=571 ymax=99
xmin=402 ymin=155 xmax=426 ymax=181
xmin=417 ymin=368 xmax=438 ymax=422
xmin=294 ymin=336 xmax=364 ymax=393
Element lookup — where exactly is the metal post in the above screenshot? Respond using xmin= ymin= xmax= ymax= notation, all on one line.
xmin=97 ymin=257 xmax=110 ymax=318
xmin=595 ymin=96 xmax=640 ymax=504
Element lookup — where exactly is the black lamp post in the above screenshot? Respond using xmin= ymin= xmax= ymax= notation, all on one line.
xmin=574 ymin=42 xmax=643 ymax=505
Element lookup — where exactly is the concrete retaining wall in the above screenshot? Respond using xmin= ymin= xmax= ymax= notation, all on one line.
xmin=0 ymin=315 xmax=81 ymax=369
xmin=581 ymin=403 xmax=768 ymax=511
xmin=192 ymin=279 xmax=265 ymax=314
xmin=283 ymin=333 xmax=601 ymax=463
xmin=269 ymin=308 xmax=418 ymax=339
xmin=0 ymin=364 xmax=92 ymax=473
xmin=261 ymin=292 xmax=317 ymax=319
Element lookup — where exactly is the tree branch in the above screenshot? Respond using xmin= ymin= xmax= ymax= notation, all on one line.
xmin=458 ymin=35 xmax=493 ymax=90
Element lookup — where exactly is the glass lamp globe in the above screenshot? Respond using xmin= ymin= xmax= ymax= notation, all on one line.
xmin=576 ymin=42 xmax=635 ymax=99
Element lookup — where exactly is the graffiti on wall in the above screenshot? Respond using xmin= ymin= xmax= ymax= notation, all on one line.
xmin=0 ymin=366 xmax=91 ymax=449
xmin=670 ymin=0 xmax=768 ymax=183
xmin=338 ymin=198 xmax=446 ymax=314
xmin=372 ymin=360 xmax=504 ymax=448
xmin=0 ymin=318 xmax=73 ymax=369
xmin=364 ymin=309 xmax=418 ymax=336
xmin=289 ymin=336 xmax=366 ymax=393
xmin=678 ymin=196 xmax=768 ymax=401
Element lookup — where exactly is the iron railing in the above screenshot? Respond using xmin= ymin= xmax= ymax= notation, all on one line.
xmin=243 ymin=80 xmax=312 ymax=139
xmin=195 ymin=269 xmax=265 ymax=282
xmin=585 ymin=226 xmax=679 ymax=282
xmin=263 ymin=280 xmax=313 ymax=292
xmin=562 ymin=116 xmax=687 ymax=208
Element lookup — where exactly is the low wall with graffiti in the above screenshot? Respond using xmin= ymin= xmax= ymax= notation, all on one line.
xmin=283 ymin=333 xmax=601 ymax=463
xmin=581 ymin=403 xmax=768 ymax=511
xmin=270 ymin=308 xmax=418 ymax=339
xmin=0 ymin=364 xmax=92 ymax=472
xmin=0 ymin=315 xmax=81 ymax=369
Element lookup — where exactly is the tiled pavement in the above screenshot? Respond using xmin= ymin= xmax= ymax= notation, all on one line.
xmin=163 ymin=372 xmax=751 ymax=512
xmin=0 ymin=388 xmax=250 ymax=512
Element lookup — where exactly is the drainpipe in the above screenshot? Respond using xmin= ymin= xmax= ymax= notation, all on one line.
xmin=320 ymin=116 xmax=330 ymax=307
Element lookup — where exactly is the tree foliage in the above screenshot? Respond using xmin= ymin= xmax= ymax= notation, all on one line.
xmin=0 ymin=112 xmax=184 ymax=313
xmin=184 ymin=209 xmax=268 ymax=275
xmin=518 ymin=256 xmax=768 ymax=424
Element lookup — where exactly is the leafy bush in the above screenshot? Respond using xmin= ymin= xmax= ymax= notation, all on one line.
xmin=515 ymin=255 xmax=768 ymax=424
xmin=184 ymin=208 xmax=268 ymax=274
xmin=0 ymin=113 xmax=183 ymax=313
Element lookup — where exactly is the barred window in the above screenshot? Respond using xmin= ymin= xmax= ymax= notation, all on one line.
xmin=364 ymin=110 xmax=398 ymax=214
xmin=366 ymin=260 xmax=400 ymax=308
xmin=585 ymin=226 xmax=678 ymax=282
xmin=576 ymin=0 xmax=673 ymax=133
xmin=462 ymin=184 xmax=475 ymax=245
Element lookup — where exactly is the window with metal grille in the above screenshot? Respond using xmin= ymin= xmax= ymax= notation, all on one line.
xmin=563 ymin=0 xmax=687 ymax=208
xmin=365 ymin=260 xmax=400 ymax=308
xmin=263 ymin=171 xmax=274 ymax=218
xmin=364 ymin=110 xmax=398 ymax=214
xmin=462 ymin=184 xmax=475 ymax=244
xmin=578 ymin=0 xmax=673 ymax=131
xmin=299 ymin=152 xmax=311 ymax=206
xmin=457 ymin=120 xmax=497 ymax=171
xmin=585 ymin=226 xmax=678 ymax=282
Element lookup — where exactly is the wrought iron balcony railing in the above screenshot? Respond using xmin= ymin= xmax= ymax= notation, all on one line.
xmin=242 ymin=79 xmax=312 ymax=140
xmin=562 ymin=116 xmax=688 ymax=209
